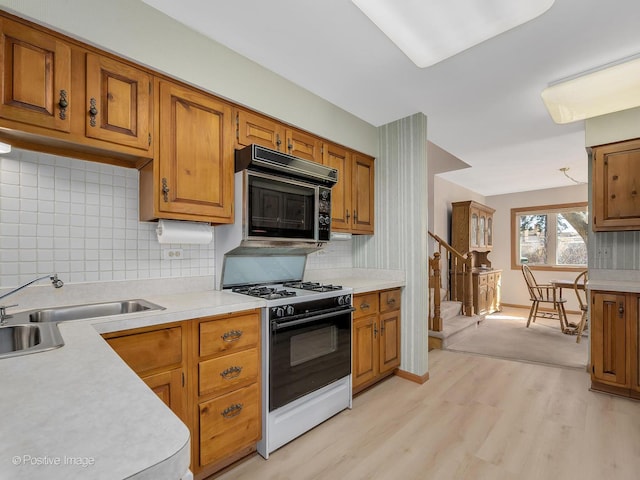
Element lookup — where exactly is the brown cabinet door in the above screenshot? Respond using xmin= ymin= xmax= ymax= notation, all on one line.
xmin=157 ymin=80 xmax=234 ymax=222
xmin=591 ymin=292 xmax=629 ymax=387
xmin=351 ymin=153 xmax=375 ymax=234
xmin=236 ymin=108 xmax=284 ymax=151
xmin=85 ymin=53 xmax=152 ymax=152
xmin=198 ymin=383 xmax=260 ymax=468
xmin=285 ymin=127 xmax=322 ymax=163
xmin=323 ymin=142 xmax=351 ymax=232
xmin=352 ymin=315 xmax=378 ymax=390
xmin=142 ymin=368 xmax=186 ymax=423
xmin=593 ymin=139 xmax=640 ymax=231
xmin=0 ymin=17 xmax=71 ymax=132
xmin=379 ymin=310 xmax=400 ymax=375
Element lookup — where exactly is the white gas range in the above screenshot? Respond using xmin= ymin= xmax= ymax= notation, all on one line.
xmin=222 ymin=257 xmax=354 ymax=458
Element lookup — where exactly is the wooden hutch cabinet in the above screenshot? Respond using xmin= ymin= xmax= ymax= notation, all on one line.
xmin=451 ymin=200 xmax=501 ymax=315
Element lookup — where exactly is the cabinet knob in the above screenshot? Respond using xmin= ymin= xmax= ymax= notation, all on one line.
xmin=618 ymin=303 xmax=624 ymax=317
xmin=58 ymin=90 xmax=68 ymax=120
xmin=161 ymin=178 xmax=170 ymax=202
xmin=88 ymin=97 xmax=98 ymax=127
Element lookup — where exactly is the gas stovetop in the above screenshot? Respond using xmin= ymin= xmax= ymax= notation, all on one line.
xmin=230 ymin=281 xmax=350 ymax=306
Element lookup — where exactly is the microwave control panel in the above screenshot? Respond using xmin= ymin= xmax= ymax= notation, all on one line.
xmin=318 ymin=187 xmax=332 ymax=241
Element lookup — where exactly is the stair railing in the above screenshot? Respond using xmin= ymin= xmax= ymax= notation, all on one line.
xmin=428 ymin=231 xmax=474 ymax=332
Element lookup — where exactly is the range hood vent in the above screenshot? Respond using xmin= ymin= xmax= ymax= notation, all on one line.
xmin=235 ymin=144 xmax=338 ymax=187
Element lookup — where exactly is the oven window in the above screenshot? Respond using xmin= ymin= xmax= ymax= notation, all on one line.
xmin=290 ymin=325 xmax=338 ymax=367
xmin=249 ymin=174 xmax=315 ymax=239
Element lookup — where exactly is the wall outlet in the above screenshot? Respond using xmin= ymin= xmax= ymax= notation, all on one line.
xmin=162 ymin=248 xmax=184 ymax=260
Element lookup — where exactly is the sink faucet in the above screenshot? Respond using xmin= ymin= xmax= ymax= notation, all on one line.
xmin=0 ymin=274 xmax=64 ymax=325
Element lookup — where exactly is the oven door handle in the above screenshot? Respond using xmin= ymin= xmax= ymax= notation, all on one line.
xmin=272 ymin=307 xmax=355 ymax=331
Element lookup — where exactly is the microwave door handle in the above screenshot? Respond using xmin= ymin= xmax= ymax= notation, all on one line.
xmin=272 ymin=307 xmax=355 ymax=331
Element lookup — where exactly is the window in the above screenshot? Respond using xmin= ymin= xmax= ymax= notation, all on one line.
xmin=511 ymin=202 xmax=588 ymax=271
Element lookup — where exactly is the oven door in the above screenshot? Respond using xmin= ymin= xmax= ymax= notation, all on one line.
xmin=247 ymin=171 xmax=318 ymax=241
xmin=269 ymin=308 xmax=353 ymax=411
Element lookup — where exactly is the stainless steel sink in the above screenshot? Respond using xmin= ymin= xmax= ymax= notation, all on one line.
xmin=0 ymin=323 xmax=64 ymax=360
xmin=11 ymin=299 xmax=165 ymax=324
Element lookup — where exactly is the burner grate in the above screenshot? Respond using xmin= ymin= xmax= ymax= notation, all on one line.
xmin=283 ymin=281 xmax=343 ymax=292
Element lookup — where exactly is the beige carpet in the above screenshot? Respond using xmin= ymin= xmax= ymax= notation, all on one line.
xmin=446 ymin=307 xmax=588 ymax=369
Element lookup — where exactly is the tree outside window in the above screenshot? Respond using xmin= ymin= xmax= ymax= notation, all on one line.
xmin=511 ymin=203 xmax=587 ymax=271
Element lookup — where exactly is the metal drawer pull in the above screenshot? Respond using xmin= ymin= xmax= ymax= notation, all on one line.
xmin=220 ymin=366 xmax=243 ymax=379
xmin=221 ymin=403 xmax=243 ymax=418
xmin=221 ymin=330 xmax=243 ymax=342
xmin=387 ymin=298 xmax=396 ymax=304
xmin=360 ymin=302 xmax=370 ymax=310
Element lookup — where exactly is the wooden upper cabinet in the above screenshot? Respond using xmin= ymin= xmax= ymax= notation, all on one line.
xmin=324 ymin=142 xmax=351 ymax=232
xmin=592 ymin=138 xmax=640 ymax=231
xmin=236 ymin=108 xmax=284 ymax=151
xmin=153 ymin=80 xmax=234 ymax=223
xmin=285 ymin=128 xmax=322 ymax=163
xmin=451 ymin=200 xmax=495 ymax=254
xmin=0 ymin=17 xmax=71 ymax=132
xmin=351 ymin=152 xmax=374 ymax=234
xmin=85 ymin=53 xmax=152 ymax=152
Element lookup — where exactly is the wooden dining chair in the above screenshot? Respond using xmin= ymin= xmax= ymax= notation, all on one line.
xmin=573 ymin=269 xmax=588 ymax=343
xmin=521 ymin=265 xmax=569 ymax=332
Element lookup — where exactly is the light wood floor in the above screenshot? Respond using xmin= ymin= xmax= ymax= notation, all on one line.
xmin=215 ymin=350 xmax=640 ymax=480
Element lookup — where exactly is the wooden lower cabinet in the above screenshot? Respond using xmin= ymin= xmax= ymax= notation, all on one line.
xmin=590 ymin=290 xmax=640 ymax=399
xmin=352 ymin=288 xmax=401 ymax=394
xmin=103 ymin=323 xmax=187 ymax=422
xmin=103 ymin=308 xmax=262 ymax=479
xmin=191 ymin=310 xmax=261 ymax=478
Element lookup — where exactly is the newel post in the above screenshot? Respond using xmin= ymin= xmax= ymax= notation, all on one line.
xmin=430 ymin=252 xmax=442 ymax=331
xmin=464 ymin=255 xmax=474 ymax=316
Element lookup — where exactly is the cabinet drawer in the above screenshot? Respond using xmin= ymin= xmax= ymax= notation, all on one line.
xmin=199 ymin=383 xmax=260 ymax=467
xmin=477 ymin=274 xmax=488 ymax=286
xmin=487 ymin=273 xmax=495 ymax=284
xmin=354 ymin=293 xmax=379 ymax=318
xmin=106 ymin=326 xmax=182 ymax=375
xmin=380 ymin=289 xmax=401 ymax=313
xmin=199 ymin=348 xmax=259 ymax=397
xmin=199 ymin=312 xmax=259 ymax=357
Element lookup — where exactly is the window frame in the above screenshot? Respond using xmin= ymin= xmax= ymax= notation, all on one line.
xmin=510 ymin=201 xmax=588 ymax=272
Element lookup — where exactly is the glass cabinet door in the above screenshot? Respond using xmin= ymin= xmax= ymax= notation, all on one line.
xmin=487 ymin=217 xmax=493 ymax=246
xmin=471 ymin=213 xmax=478 ymax=247
xmin=479 ymin=216 xmax=486 ymax=247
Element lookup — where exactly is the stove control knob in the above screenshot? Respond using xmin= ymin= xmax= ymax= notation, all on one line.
xmin=286 ymin=305 xmax=295 ymax=316
xmin=338 ymin=294 xmax=351 ymax=306
xmin=274 ymin=307 xmax=285 ymax=318
xmin=319 ymin=216 xmax=326 ymax=225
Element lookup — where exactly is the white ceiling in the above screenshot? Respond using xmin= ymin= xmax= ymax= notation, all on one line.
xmin=141 ymin=0 xmax=640 ymax=196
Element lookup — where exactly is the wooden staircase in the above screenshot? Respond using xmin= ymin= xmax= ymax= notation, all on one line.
xmin=428 ymin=231 xmax=482 ymax=350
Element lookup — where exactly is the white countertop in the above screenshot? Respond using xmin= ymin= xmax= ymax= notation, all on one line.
xmin=587 ymin=268 xmax=640 ymax=293
xmin=0 ymin=270 xmax=403 ymax=479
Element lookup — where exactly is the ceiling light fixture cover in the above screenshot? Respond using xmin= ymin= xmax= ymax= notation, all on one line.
xmin=351 ymin=0 xmax=555 ymax=68
xmin=0 ymin=142 xmax=11 ymax=154
xmin=541 ymin=56 xmax=640 ymax=124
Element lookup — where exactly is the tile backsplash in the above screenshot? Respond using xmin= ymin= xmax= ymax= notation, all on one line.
xmin=0 ymin=148 xmax=352 ymax=289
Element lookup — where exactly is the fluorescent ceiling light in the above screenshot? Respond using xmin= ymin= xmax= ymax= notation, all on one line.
xmin=0 ymin=142 xmax=11 ymax=154
xmin=541 ymin=57 xmax=640 ymax=124
xmin=351 ymin=0 xmax=555 ymax=68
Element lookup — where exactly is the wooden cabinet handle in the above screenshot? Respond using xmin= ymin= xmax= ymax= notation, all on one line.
xmin=220 ymin=366 xmax=243 ymax=379
xmin=221 ymin=403 xmax=243 ymax=418
xmin=221 ymin=329 xmax=243 ymax=342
